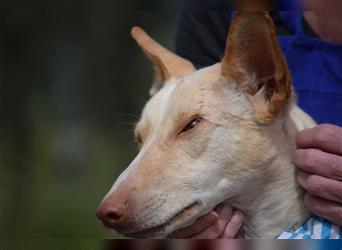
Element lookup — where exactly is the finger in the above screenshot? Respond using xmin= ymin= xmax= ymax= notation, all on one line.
xmin=296 ymin=124 xmax=342 ymax=155
xmin=168 ymin=212 xmax=218 ymax=238
xmin=304 ymin=193 xmax=342 ymax=226
xmin=297 ymin=171 xmax=342 ymax=203
xmin=294 ymin=148 xmax=342 ymax=181
xmin=221 ymin=211 xmax=243 ymax=238
xmin=191 ymin=205 xmax=234 ymax=239
xmin=215 ymin=204 xmax=233 ymax=218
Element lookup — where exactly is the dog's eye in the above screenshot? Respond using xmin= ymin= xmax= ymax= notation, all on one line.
xmin=181 ymin=117 xmax=203 ymax=133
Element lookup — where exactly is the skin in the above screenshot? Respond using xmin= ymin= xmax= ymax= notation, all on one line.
xmin=295 ymin=124 xmax=342 ymax=226
xmin=168 ymin=204 xmax=243 ymax=238
xmin=302 ymin=0 xmax=342 ymax=44
xmin=304 ymin=11 xmax=342 ymax=44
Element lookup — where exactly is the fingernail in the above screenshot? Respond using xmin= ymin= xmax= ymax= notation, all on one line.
xmin=230 ymin=212 xmax=243 ymax=226
xmin=221 ymin=205 xmax=233 ymax=218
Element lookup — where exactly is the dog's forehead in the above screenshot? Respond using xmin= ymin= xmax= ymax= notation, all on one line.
xmin=140 ymin=64 xmax=221 ymax=125
xmin=141 ymin=79 xmax=178 ymax=125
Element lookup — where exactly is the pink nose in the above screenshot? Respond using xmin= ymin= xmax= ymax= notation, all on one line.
xmin=96 ymin=193 xmax=128 ymax=228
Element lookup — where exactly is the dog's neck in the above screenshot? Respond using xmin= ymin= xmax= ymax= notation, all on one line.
xmin=227 ymin=104 xmax=316 ymax=238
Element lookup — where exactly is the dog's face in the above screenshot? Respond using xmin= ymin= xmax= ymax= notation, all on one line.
xmin=97 ymin=12 xmax=293 ymax=238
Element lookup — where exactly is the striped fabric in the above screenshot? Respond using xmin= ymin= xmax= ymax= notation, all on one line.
xmin=278 ymin=216 xmax=342 ymax=239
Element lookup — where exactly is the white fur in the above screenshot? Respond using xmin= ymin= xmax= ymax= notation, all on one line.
xmin=101 ymin=63 xmax=317 ymax=238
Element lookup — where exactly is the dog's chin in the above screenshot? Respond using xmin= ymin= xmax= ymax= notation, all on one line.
xmin=120 ymin=202 xmax=201 ymax=239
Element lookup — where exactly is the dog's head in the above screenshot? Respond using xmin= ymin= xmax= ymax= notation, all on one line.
xmin=96 ymin=12 xmax=293 ymax=238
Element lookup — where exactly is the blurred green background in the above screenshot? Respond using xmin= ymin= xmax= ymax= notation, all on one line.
xmin=0 ymin=3 xmax=175 ymax=238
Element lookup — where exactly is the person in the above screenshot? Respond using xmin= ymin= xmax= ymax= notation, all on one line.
xmin=171 ymin=1 xmax=342 ymax=238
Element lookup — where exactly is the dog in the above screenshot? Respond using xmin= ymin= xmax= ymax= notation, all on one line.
xmin=96 ymin=11 xmax=317 ymax=238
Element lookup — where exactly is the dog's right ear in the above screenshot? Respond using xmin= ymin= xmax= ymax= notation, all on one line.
xmin=131 ymin=27 xmax=195 ymax=96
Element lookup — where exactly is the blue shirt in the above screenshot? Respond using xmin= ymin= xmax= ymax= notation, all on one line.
xmin=277 ymin=12 xmax=342 ymax=126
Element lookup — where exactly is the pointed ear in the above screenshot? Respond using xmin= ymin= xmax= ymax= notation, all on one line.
xmin=221 ymin=12 xmax=292 ymax=124
xmin=131 ymin=26 xmax=195 ymax=96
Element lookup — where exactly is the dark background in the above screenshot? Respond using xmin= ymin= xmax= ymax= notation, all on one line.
xmin=0 ymin=2 xmax=176 ymax=238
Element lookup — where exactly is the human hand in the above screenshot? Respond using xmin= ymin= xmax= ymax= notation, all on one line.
xmin=295 ymin=124 xmax=342 ymax=225
xmin=167 ymin=204 xmax=243 ymax=239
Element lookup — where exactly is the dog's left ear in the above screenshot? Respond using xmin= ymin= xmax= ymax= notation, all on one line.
xmin=131 ymin=27 xmax=195 ymax=96
xmin=221 ymin=12 xmax=292 ymax=124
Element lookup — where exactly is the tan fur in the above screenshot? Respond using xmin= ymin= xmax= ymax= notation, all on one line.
xmin=98 ymin=12 xmax=317 ymax=238
xmin=131 ymin=27 xmax=195 ymax=96
xmin=222 ymin=12 xmax=292 ymax=124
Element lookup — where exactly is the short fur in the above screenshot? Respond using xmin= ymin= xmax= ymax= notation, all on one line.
xmin=97 ymin=12 xmax=317 ymax=238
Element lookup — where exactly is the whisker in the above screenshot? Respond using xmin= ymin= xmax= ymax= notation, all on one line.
xmin=112 ymin=113 xmax=140 ymax=121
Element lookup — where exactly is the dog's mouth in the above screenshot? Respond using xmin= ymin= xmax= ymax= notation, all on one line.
xmin=122 ymin=201 xmax=200 ymax=238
